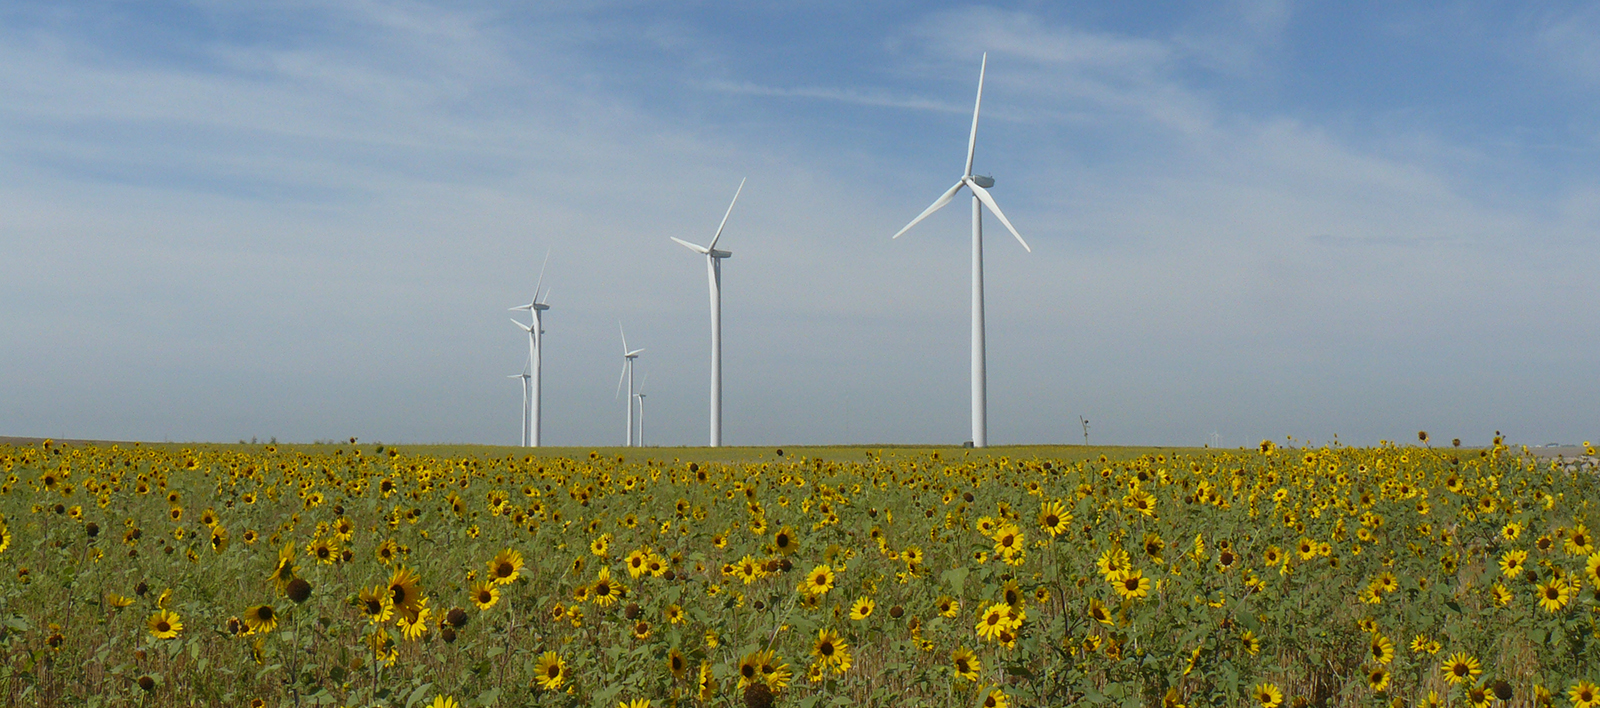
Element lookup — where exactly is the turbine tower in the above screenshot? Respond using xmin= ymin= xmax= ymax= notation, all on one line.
xmin=892 ymin=53 xmax=1030 ymax=448
xmin=615 ymin=323 xmax=644 ymax=447
xmin=672 ymin=178 xmax=744 ymax=447
xmin=633 ymin=373 xmax=649 ymax=447
xmin=508 ymin=360 xmax=530 ymax=447
xmin=510 ymin=251 xmax=553 ymax=447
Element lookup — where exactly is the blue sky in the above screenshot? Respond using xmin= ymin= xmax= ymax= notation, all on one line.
xmin=2 ymin=1 xmax=1596 ymax=447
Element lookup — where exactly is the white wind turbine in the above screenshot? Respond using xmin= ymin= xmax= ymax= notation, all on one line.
xmin=508 ymin=359 xmax=530 ymax=447
xmin=509 ymin=251 xmax=553 ymax=447
xmin=632 ymin=373 xmax=650 ymax=448
xmin=892 ymin=53 xmax=1030 ymax=448
xmin=615 ymin=323 xmax=645 ymax=447
xmin=672 ymin=178 xmax=744 ymax=448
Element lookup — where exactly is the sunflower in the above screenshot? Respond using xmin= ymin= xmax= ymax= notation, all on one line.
xmin=1001 ymin=580 xmax=1025 ymax=608
xmin=1567 ymin=525 xmax=1595 ymax=555
xmin=800 ymin=564 xmax=834 ymax=596
xmin=242 ymin=604 xmax=277 ymax=634
xmin=488 ymin=549 xmax=523 ymax=585
xmin=397 ymin=600 xmax=431 ymax=641
xmin=981 ymin=687 xmax=1010 ymax=708
xmin=387 ymin=566 xmax=425 ymax=621
xmin=1369 ymin=634 xmax=1394 ymax=664
xmin=1125 ymin=489 xmax=1157 ymax=517
xmin=1096 ymin=548 xmax=1131 ymax=579
xmin=625 ymin=548 xmax=650 ymax=579
xmin=664 ymin=603 xmax=684 ymax=624
xmin=268 ymin=542 xmax=297 ymax=591
xmin=1087 ymin=597 xmax=1114 ymax=625
xmin=631 ymin=620 xmax=651 ymax=640
xmin=306 ymin=538 xmax=338 ymax=565
xmin=618 ymin=700 xmax=650 ymax=708
xmin=975 ymin=603 xmax=1011 ymax=641
xmin=1252 ymin=683 xmax=1283 ymax=708
xmin=1571 ymin=681 xmax=1600 ymax=708
xmin=1366 ymin=666 xmax=1390 ymax=692
xmin=1536 ymin=579 xmax=1571 ymax=612
xmin=147 ymin=609 xmax=182 ymax=640
xmin=811 ymin=629 xmax=851 ymax=673
xmin=470 ymin=580 xmax=499 ymax=610
xmin=992 ymin=524 xmax=1024 ymax=558
xmin=937 ymin=596 xmax=960 ymax=618
xmin=107 ymin=593 xmax=134 ymax=609
xmin=1110 ymin=569 xmax=1151 ymax=600
xmin=356 ymin=584 xmax=393 ymax=624
xmin=1038 ymin=500 xmax=1071 ymax=536
xmin=591 ymin=567 xmax=622 ymax=606
xmin=849 ymin=597 xmax=875 ymax=621
xmin=1588 ymin=554 xmax=1600 ymax=587
xmin=951 ymin=647 xmax=981 ymax=682
xmin=1241 ymin=629 xmax=1260 ymax=656
xmin=1466 ymin=686 xmax=1491 ymax=708
xmin=428 ymin=697 xmax=459 ymax=708
xmin=1499 ymin=549 xmax=1528 ymax=577
xmin=668 ymin=648 xmax=688 ymax=679
xmin=1442 ymin=652 xmax=1481 ymax=684
xmin=773 ymin=526 xmax=799 ymax=554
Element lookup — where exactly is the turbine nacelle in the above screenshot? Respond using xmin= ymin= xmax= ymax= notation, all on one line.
xmin=971 ymin=175 xmax=995 ymax=188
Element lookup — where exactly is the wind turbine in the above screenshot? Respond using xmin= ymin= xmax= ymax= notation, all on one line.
xmin=672 ymin=178 xmax=744 ymax=448
xmin=508 ymin=359 xmax=530 ymax=447
xmin=509 ymin=251 xmax=553 ymax=447
xmin=615 ymin=324 xmax=645 ymax=447
xmin=633 ymin=373 xmax=650 ymax=447
xmin=892 ymin=53 xmax=1030 ymax=449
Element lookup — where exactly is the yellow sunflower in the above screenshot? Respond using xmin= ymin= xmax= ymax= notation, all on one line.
xmin=849 ymin=597 xmax=875 ymax=621
xmin=1110 ymin=569 xmax=1151 ymax=600
xmin=951 ymin=647 xmax=981 ymax=682
xmin=1252 ymin=683 xmax=1283 ymax=708
xmin=242 ymin=604 xmax=277 ymax=634
xmin=811 ymin=629 xmax=851 ymax=673
xmin=1038 ymin=500 xmax=1071 ymax=536
xmin=387 ymin=566 xmax=425 ymax=621
xmin=1570 ymin=681 xmax=1600 ymax=708
xmin=147 ymin=609 xmax=182 ymax=640
xmin=533 ymin=651 xmax=566 ymax=691
xmin=359 ymin=584 xmax=393 ymax=624
xmin=488 ymin=548 xmax=523 ymax=585
xmin=800 ymin=564 xmax=834 ymax=596
xmin=1442 ymin=652 xmax=1481 ymax=684
xmin=470 ymin=580 xmax=499 ymax=610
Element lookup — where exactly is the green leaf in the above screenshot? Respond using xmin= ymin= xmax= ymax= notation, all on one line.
xmin=404 ymin=683 xmax=433 ymax=708
xmin=942 ymin=567 xmax=969 ymax=596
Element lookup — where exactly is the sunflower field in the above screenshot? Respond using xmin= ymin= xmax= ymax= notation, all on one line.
xmin=0 ymin=438 xmax=1597 ymax=708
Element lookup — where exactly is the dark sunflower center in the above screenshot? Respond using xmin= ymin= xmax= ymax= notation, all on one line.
xmin=596 ymin=582 xmax=610 ymax=595
xmin=257 ymin=607 xmax=273 ymax=621
xmin=497 ymin=563 xmax=512 ymax=576
xmin=365 ymin=599 xmax=382 ymax=614
xmin=742 ymin=665 xmax=756 ymax=678
xmin=1045 ymin=514 xmax=1059 ymax=526
xmin=956 ymin=659 xmax=969 ymax=672
xmin=820 ymin=642 xmax=833 ymax=656
xmin=1125 ymin=578 xmax=1139 ymax=591
xmin=156 ymin=621 xmax=170 ymax=632
xmin=392 ymin=587 xmax=407 ymax=604
xmin=548 ymin=666 xmax=560 ymax=678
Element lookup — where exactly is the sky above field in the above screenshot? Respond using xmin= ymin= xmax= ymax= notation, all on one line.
xmin=3 ymin=1 xmax=1598 ymax=448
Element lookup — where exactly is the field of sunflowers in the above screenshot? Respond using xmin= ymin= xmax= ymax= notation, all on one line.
xmin=0 ymin=438 xmax=1597 ymax=708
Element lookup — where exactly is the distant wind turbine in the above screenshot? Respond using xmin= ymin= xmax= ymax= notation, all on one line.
xmin=508 ymin=359 xmax=530 ymax=447
xmin=672 ymin=178 xmax=744 ymax=447
xmin=892 ymin=53 xmax=1029 ymax=448
xmin=633 ymin=373 xmax=650 ymax=448
xmin=509 ymin=250 xmax=553 ymax=447
xmin=615 ymin=323 xmax=645 ymax=447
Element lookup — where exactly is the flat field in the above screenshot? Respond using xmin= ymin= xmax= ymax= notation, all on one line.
xmin=0 ymin=440 xmax=1596 ymax=708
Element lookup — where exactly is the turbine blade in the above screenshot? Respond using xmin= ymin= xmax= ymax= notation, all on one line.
xmin=539 ymin=285 xmax=554 ymax=305
xmin=707 ymin=177 xmax=745 ymax=251
xmin=965 ymin=53 xmax=986 ymax=178
xmin=509 ymin=304 xmax=532 ymax=311
xmin=672 ymin=237 xmax=710 ymax=254
xmin=619 ymin=322 xmax=628 ymax=354
xmin=967 ymin=179 xmax=1031 ymax=252
xmin=893 ymin=180 xmax=965 ymax=239
xmin=627 ymin=348 xmax=646 ymax=357
xmin=510 ymin=318 xmax=532 ymax=331
xmin=533 ymin=247 xmax=551 ymax=303
xmin=615 ymin=362 xmax=628 ymax=399
xmin=637 ymin=372 xmax=649 ymax=393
